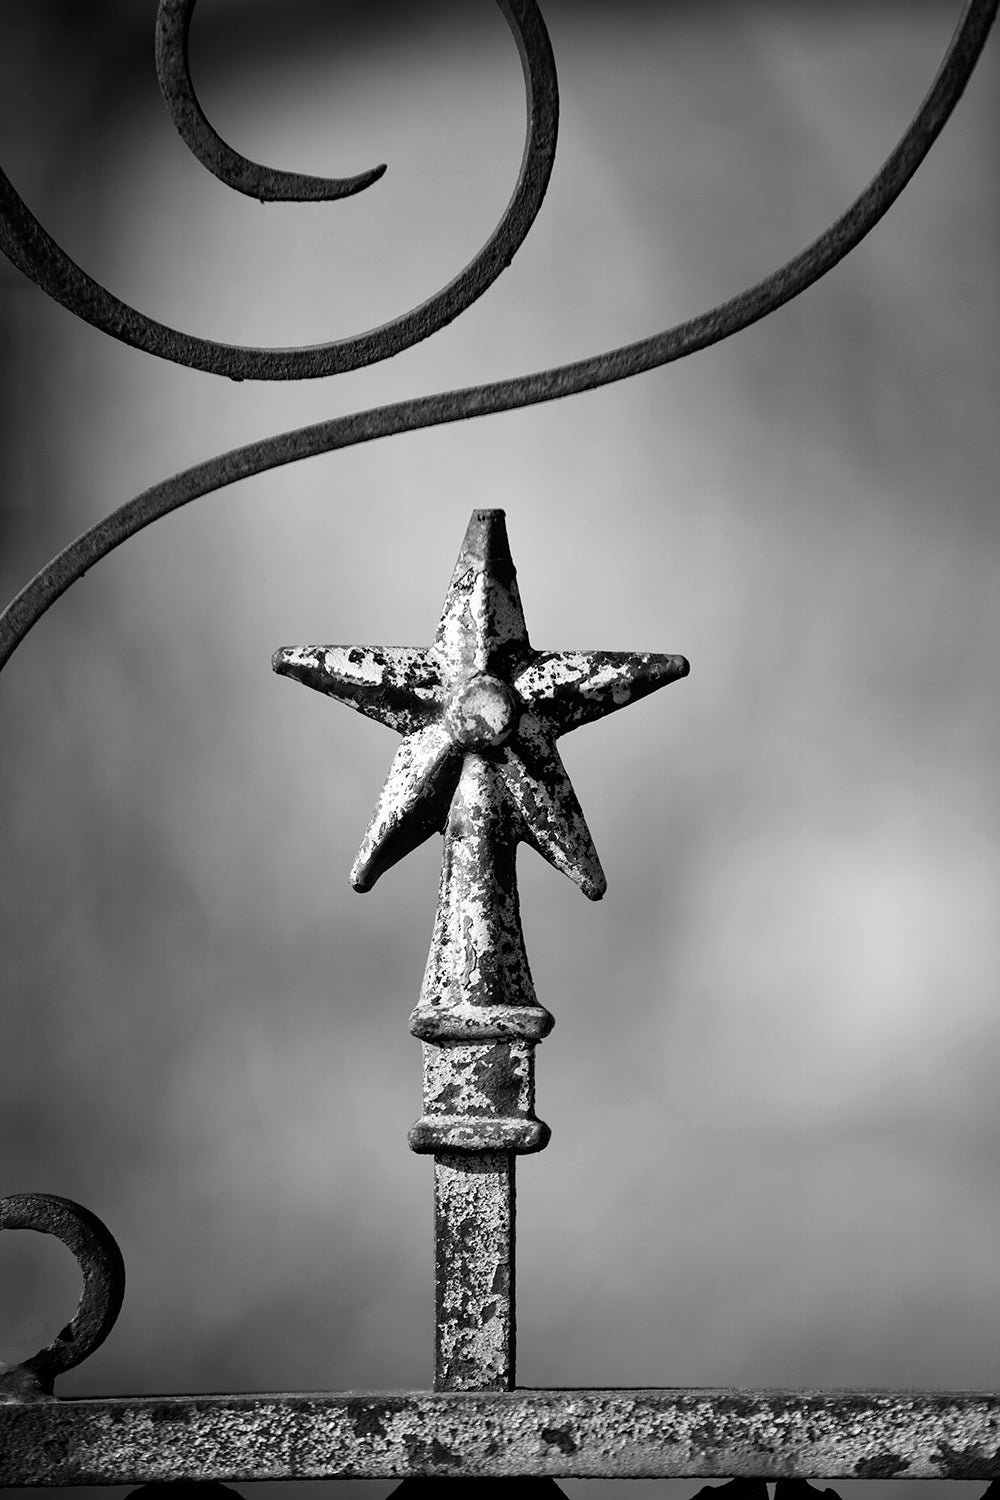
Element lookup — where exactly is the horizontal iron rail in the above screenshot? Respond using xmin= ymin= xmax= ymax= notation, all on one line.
xmin=1 ymin=1389 xmax=999 ymax=1485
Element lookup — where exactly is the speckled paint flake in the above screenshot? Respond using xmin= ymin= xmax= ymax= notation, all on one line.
xmin=273 ymin=509 xmax=688 ymax=916
xmin=434 ymin=1153 xmax=515 ymax=1391
xmin=274 ymin=509 xmax=688 ymax=1392
xmin=414 ymin=1038 xmax=546 ymax=1156
xmin=273 ymin=506 xmax=687 ymax=1078
xmin=4 ymin=1389 xmax=1000 ymax=1482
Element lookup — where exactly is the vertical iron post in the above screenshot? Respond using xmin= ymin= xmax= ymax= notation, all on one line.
xmin=409 ymin=746 xmax=552 ymax=1390
xmin=434 ymin=1154 xmax=515 ymax=1390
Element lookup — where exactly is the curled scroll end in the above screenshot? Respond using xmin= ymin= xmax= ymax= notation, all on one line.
xmin=0 ymin=1193 xmax=125 ymax=1400
xmin=155 ymin=0 xmax=387 ymax=203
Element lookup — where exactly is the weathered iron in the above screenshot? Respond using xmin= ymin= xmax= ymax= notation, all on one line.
xmin=3 ymin=1388 xmax=1000 ymax=1483
xmin=274 ymin=507 xmax=688 ymax=1389
xmin=434 ymin=1153 xmax=515 ymax=1392
xmin=0 ymin=0 xmax=557 ymax=379
xmin=155 ymin=0 xmax=388 ymax=202
xmin=0 ymin=0 xmax=997 ymax=1488
xmin=0 ymin=1 xmax=995 ymax=669
xmin=0 ymin=1195 xmax=125 ymax=1404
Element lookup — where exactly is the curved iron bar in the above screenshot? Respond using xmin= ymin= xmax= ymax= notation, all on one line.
xmin=0 ymin=0 xmax=995 ymax=673
xmin=155 ymin=0 xmax=387 ymax=202
xmin=0 ymin=0 xmax=558 ymax=380
xmin=0 ymin=1194 xmax=125 ymax=1400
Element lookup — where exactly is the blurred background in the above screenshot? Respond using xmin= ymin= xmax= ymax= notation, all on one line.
xmin=0 ymin=2 xmax=997 ymax=1498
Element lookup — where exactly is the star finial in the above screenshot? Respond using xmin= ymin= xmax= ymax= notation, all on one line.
xmin=273 ymin=508 xmax=688 ymax=908
xmin=274 ymin=509 xmax=688 ymax=1387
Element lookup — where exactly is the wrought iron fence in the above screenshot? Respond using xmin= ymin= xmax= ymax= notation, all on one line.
xmin=0 ymin=0 xmax=997 ymax=1493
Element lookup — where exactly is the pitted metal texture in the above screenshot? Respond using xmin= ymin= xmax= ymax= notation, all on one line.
xmin=4 ymin=1389 xmax=1000 ymax=1483
xmin=434 ymin=1154 xmax=516 ymax=1392
xmin=274 ymin=510 xmax=688 ymax=1391
xmin=0 ymin=1194 xmax=125 ymax=1402
xmin=412 ymin=1040 xmax=547 ymax=1156
xmin=274 ymin=507 xmax=687 ymax=1108
xmin=273 ymin=509 xmax=689 ymax=911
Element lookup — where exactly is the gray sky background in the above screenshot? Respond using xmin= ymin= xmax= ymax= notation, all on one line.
xmin=0 ymin=5 xmax=998 ymax=1500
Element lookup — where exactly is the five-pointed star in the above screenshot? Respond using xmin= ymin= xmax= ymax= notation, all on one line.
xmin=273 ymin=509 xmax=688 ymax=899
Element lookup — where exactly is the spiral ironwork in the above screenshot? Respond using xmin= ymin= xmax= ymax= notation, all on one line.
xmin=0 ymin=0 xmax=558 ymax=379
xmin=155 ymin=0 xmax=388 ymax=202
xmin=0 ymin=0 xmax=994 ymax=672
xmin=0 ymin=0 xmax=995 ymax=667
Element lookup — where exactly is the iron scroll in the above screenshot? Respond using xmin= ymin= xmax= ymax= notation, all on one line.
xmin=0 ymin=0 xmax=996 ymax=671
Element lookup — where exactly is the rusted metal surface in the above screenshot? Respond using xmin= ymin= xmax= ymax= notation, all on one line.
xmin=274 ymin=506 xmax=685 ymax=1151
xmin=409 ymin=739 xmax=552 ymax=1159
xmin=0 ymin=4 xmax=997 ymax=1489
xmin=275 ymin=509 xmax=686 ymax=1394
xmin=0 ymin=0 xmax=557 ymax=379
xmin=417 ymin=1040 xmax=545 ymax=1155
xmin=0 ymin=1195 xmax=125 ymax=1403
xmin=273 ymin=507 xmax=687 ymax=1055
xmin=4 ymin=1389 xmax=1000 ymax=1483
xmin=1 ymin=3 xmax=995 ymax=669
xmin=434 ymin=1154 xmax=515 ymax=1391
xmin=155 ymin=0 xmax=387 ymax=202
